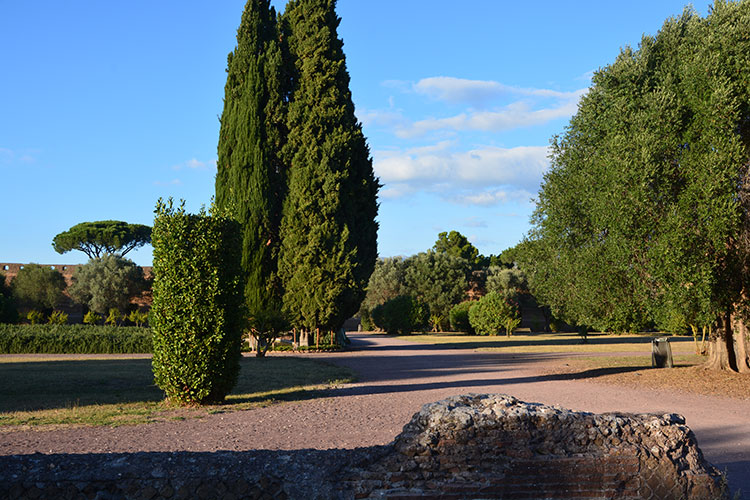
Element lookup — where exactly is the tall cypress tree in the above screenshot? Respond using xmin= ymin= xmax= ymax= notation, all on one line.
xmin=278 ymin=0 xmax=379 ymax=333
xmin=215 ymin=0 xmax=287 ymax=314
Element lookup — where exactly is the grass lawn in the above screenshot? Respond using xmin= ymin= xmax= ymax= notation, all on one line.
xmin=0 ymin=355 xmax=355 ymax=428
xmin=395 ymin=331 xmax=697 ymax=354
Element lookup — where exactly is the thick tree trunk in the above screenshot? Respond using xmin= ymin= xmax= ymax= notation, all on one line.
xmin=705 ymin=309 xmax=750 ymax=372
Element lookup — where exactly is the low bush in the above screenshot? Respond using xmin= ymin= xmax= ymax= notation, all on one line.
xmin=26 ymin=310 xmax=45 ymax=325
xmin=83 ymin=311 xmax=101 ymax=325
xmin=105 ymin=308 xmax=121 ymax=326
xmin=358 ymin=306 xmax=374 ymax=331
xmin=449 ymin=301 xmax=476 ymax=334
xmin=0 ymin=324 xmax=152 ymax=353
xmin=468 ymin=291 xmax=520 ymax=336
xmin=47 ymin=310 xmax=68 ymax=325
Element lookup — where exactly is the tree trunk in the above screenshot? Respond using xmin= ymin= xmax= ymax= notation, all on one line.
xmin=705 ymin=309 xmax=750 ymax=372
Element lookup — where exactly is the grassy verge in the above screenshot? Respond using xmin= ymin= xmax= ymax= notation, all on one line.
xmin=545 ymin=354 xmax=750 ymax=399
xmin=0 ymin=355 xmax=355 ymax=428
xmin=395 ymin=331 xmax=696 ymax=354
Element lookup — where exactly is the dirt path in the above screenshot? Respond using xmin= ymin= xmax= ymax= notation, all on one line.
xmin=1 ymin=333 xmax=748 ymax=497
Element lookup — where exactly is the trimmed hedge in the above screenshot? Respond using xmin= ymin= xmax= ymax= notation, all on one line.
xmin=0 ymin=324 xmax=152 ymax=354
xmin=151 ymin=199 xmax=245 ymax=405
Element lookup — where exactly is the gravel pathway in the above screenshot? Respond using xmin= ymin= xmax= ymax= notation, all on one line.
xmin=1 ymin=333 xmax=748 ymax=497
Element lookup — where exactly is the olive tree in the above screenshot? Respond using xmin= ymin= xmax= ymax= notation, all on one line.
xmin=11 ymin=264 xmax=66 ymax=313
xmin=521 ymin=3 xmax=750 ymax=371
xmin=68 ymin=255 xmax=147 ymax=315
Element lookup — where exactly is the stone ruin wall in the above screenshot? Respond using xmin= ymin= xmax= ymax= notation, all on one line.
xmin=0 ymin=394 xmax=728 ymax=499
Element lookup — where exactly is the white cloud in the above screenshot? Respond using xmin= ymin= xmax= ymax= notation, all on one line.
xmin=186 ymin=158 xmax=205 ymax=169
xmin=396 ymin=94 xmax=583 ymax=138
xmin=373 ymin=77 xmax=587 ymax=138
xmin=172 ymin=158 xmax=216 ymax=171
xmin=358 ymin=108 xmax=406 ymax=128
xmin=462 ymin=217 xmax=488 ymax=228
xmin=373 ymin=144 xmax=549 ymax=206
xmin=413 ymin=76 xmax=584 ymax=104
xmin=375 ymin=144 xmax=548 ymax=188
xmin=453 ymin=189 xmax=534 ymax=206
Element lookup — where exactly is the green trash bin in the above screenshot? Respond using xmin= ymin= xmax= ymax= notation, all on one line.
xmin=652 ymin=337 xmax=673 ymax=368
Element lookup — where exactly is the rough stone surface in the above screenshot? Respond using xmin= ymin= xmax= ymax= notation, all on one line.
xmin=339 ymin=394 xmax=727 ymax=499
xmin=0 ymin=394 xmax=726 ymax=499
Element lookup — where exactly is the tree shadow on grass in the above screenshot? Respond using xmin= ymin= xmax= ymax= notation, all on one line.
xmin=0 ymin=356 xmax=353 ymax=414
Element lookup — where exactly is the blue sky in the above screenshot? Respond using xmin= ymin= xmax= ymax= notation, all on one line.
xmin=0 ymin=1 xmax=710 ymax=267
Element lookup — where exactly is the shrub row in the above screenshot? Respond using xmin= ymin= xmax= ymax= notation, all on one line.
xmin=0 ymin=324 xmax=152 ymax=354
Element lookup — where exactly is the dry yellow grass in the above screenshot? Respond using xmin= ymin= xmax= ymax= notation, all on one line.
xmin=397 ymin=332 xmax=697 ymax=354
xmin=544 ymin=355 xmax=750 ymax=400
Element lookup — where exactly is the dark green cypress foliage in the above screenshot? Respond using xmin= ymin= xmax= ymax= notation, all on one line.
xmin=278 ymin=0 xmax=379 ymax=333
xmin=215 ymin=0 xmax=287 ymax=315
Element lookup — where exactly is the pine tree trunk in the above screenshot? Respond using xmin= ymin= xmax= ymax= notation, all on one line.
xmin=705 ymin=309 xmax=750 ymax=372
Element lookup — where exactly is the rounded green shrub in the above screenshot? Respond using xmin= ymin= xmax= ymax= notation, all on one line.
xmin=151 ymin=199 xmax=245 ymax=406
xmin=449 ymin=300 xmax=476 ymax=334
xmin=371 ymin=295 xmax=428 ymax=335
xmin=468 ymin=291 xmax=520 ymax=336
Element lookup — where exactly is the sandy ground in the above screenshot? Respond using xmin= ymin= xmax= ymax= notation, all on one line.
xmin=1 ymin=333 xmax=748 ymax=497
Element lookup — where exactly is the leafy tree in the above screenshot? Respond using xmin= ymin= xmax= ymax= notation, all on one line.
xmin=277 ymin=0 xmax=379 ymax=335
xmin=360 ymin=257 xmax=408 ymax=312
xmin=371 ymin=295 xmax=428 ymax=335
xmin=247 ymin=309 xmax=289 ymax=357
xmin=433 ymin=231 xmax=481 ymax=266
xmin=53 ymin=221 xmax=151 ymax=259
xmin=12 ymin=264 xmax=66 ymax=313
xmin=486 ymin=267 xmax=527 ymax=297
xmin=521 ymin=3 xmax=750 ymax=371
xmin=215 ymin=0 xmax=289 ymax=318
xmin=403 ymin=251 xmax=471 ymax=330
xmin=151 ymin=199 xmax=245 ymax=405
xmin=468 ymin=291 xmax=520 ymax=336
xmin=449 ymin=300 xmax=476 ymax=335
xmin=68 ymin=255 xmax=146 ymax=315
xmin=0 ymin=272 xmax=18 ymax=324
